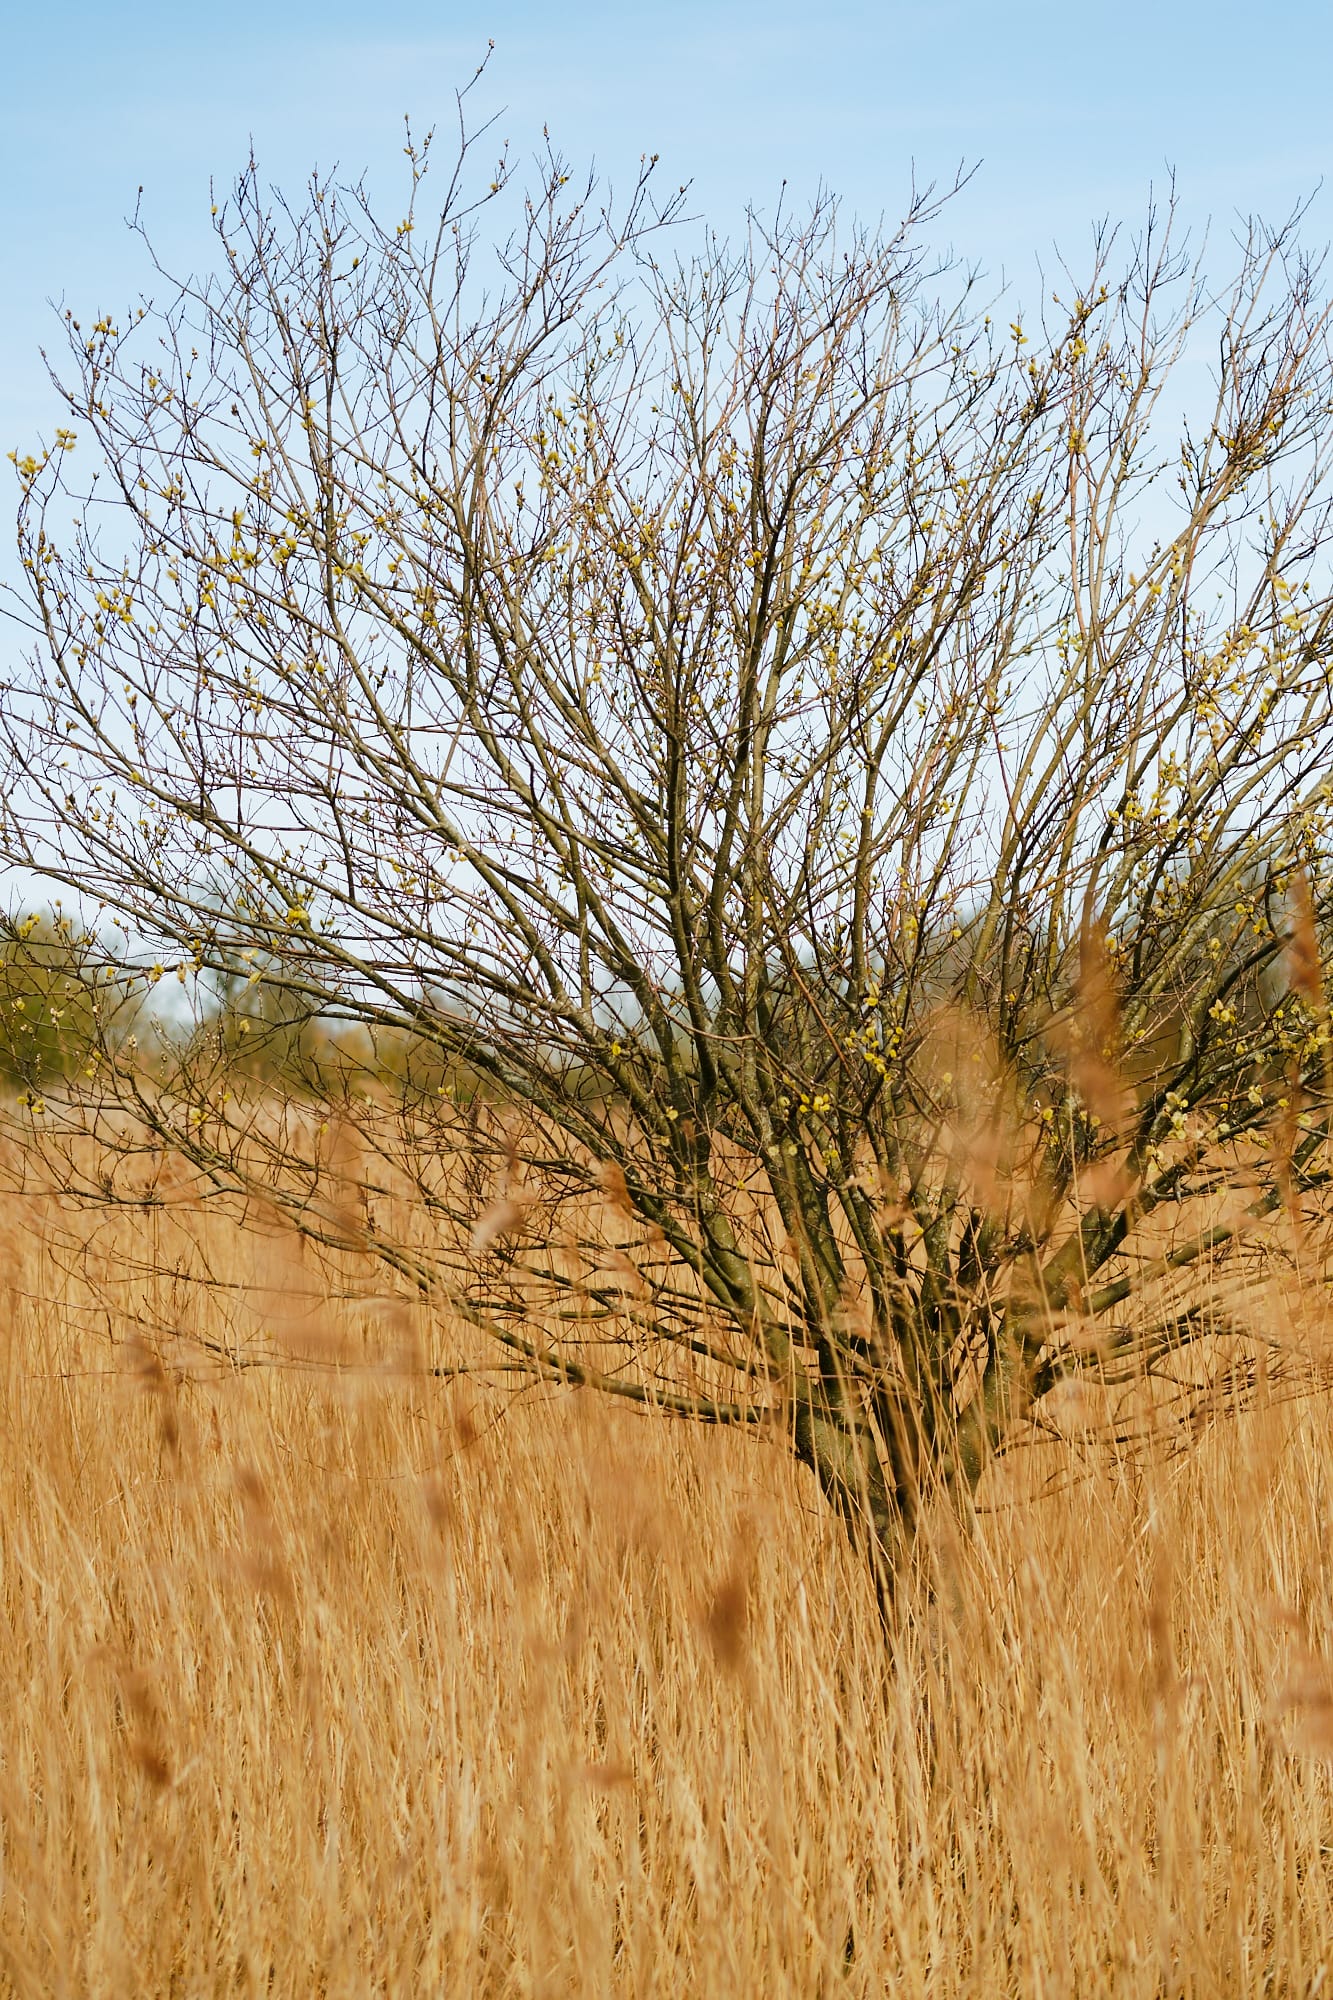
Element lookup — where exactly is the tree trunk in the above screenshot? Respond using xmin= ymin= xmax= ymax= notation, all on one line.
xmin=793 ymin=1395 xmax=916 ymax=1621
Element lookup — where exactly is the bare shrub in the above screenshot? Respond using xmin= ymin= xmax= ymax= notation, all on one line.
xmin=7 ymin=92 xmax=1333 ymax=1591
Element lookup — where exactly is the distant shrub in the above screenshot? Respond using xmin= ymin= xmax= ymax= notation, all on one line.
xmin=0 ymin=913 xmax=130 ymax=1094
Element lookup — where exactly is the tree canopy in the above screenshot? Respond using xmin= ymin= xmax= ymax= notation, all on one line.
xmin=7 ymin=113 xmax=1333 ymax=1595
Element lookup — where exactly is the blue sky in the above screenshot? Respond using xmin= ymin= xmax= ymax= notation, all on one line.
xmin=0 ymin=0 xmax=1328 ymax=917
xmin=4 ymin=0 xmax=1332 ymax=474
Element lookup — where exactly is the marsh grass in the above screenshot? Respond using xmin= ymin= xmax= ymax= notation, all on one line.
xmin=3 ymin=1144 xmax=1333 ymax=1995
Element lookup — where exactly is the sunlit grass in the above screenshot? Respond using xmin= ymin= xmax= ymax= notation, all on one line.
xmin=3 ymin=1142 xmax=1333 ymax=1996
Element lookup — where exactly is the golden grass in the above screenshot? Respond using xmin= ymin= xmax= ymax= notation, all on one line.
xmin=4 ymin=1151 xmax=1333 ymax=1995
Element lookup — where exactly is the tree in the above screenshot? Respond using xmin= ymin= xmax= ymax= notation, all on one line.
xmin=7 ymin=103 xmax=1333 ymax=1601
xmin=0 ymin=909 xmax=132 ymax=1096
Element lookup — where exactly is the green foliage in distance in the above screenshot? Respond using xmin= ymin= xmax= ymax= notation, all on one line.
xmin=0 ymin=912 xmax=116 ymax=1096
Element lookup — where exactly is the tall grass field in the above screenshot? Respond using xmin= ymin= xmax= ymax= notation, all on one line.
xmin=2 ymin=1131 xmax=1333 ymax=1996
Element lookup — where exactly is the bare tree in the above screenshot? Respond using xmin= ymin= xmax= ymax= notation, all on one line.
xmin=7 ymin=100 xmax=1333 ymax=1596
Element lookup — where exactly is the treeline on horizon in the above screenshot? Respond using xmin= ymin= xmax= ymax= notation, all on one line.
xmin=0 ymin=908 xmax=503 ymax=1107
xmin=1 ymin=878 xmax=1306 ymax=1134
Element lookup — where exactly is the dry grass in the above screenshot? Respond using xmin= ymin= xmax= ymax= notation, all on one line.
xmin=4 ymin=1146 xmax=1333 ymax=1995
